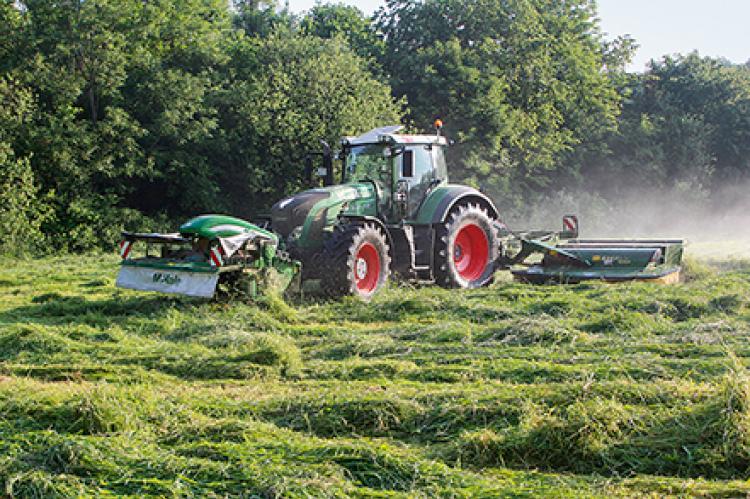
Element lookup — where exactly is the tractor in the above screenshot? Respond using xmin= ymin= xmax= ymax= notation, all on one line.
xmin=115 ymin=124 xmax=684 ymax=299
xmin=270 ymin=124 xmax=503 ymax=298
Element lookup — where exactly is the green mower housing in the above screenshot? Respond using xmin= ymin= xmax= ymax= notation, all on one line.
xmin=510 ymin=238 xmax=684 ymax=284
xmin=116 ymin=214 xmax=299 ymax=298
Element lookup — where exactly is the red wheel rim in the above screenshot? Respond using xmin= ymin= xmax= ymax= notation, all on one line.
xmin=453 ymin=223 xmax=489 ymax=281
xmin=354 ymin=242 xmax=381 ymax=293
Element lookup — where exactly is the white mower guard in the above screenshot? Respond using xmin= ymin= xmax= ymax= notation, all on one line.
xmin=116 ymin=266 xmax=220 ymax=298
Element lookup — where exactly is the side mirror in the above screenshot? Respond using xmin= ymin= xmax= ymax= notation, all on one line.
xmin=321 ymin=140 xmax=334 ymax=186
xmin=305 ymin=140 xmax=335 ymax=186
xmin=304 ymin=156 xmax=313 ymax=181
xmin=385 ymin=145 xmax=405 ymax=158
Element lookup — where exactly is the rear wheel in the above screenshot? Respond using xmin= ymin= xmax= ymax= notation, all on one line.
xmin=434 ymin=203 xmax=498 ymax=288
xmin=322 ymin=222 xmax=390 ymax=299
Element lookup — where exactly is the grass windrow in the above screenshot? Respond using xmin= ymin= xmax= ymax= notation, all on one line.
xmin=1 ymin=254 xmax=749 ymax=497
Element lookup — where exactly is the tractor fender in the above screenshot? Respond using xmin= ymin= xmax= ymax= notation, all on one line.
xmin=413 ymin=185 xmax=500 ymax=225
xmin=338 ymin=215 xmax=394 ymax=253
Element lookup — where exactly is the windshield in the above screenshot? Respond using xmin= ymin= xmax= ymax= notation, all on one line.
xmin=344 ymin=144 xmax=390 ymax=183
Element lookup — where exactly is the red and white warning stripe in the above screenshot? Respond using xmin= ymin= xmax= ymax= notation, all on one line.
xmin=563 ymin=215 xmax=578 ymax=234
xmin=119 ymin=240 xmax=133 ymax=259
xmin=209 ymin=246 xmax=224 ymax=267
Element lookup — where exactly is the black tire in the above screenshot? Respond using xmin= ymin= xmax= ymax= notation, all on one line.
xmin=434 ymin=203 xmax=499 ymax=288
xmin=321 ymin=222 xmax=391 ymax=299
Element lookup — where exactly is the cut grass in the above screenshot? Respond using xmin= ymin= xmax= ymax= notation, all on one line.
xmin=0 ymin=253 xmax=749 ymax=496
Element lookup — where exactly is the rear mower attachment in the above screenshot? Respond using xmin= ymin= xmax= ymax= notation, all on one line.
xmin=505 ymin=217 xmax=684 ymax=284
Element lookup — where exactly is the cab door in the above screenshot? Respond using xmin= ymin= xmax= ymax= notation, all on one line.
xmin=395 ymin=145 xmax=435 ymax=220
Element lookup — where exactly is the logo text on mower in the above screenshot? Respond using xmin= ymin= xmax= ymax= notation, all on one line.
xmin=152 ymin=273 xmax=181 ymax=285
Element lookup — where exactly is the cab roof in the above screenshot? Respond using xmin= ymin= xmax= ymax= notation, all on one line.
xmin=343 ymin=125 xmax=448 ymax=146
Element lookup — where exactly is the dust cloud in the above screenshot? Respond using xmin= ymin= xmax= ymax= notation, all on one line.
xmin=505 ymin=180 xmax=750 ymax=261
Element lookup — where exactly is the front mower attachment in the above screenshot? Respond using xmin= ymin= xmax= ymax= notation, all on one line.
xmin=115 ymin=215 xmax=300 ymax=299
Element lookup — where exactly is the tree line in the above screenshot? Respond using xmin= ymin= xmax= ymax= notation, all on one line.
xmin=1 ymin=0 xmax=749 ymax=253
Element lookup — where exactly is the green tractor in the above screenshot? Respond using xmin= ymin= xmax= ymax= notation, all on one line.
xmin=116 ymin=125 xmax=684 ymax=300
xmin=269 ymin=125 xmax=503 ymax=298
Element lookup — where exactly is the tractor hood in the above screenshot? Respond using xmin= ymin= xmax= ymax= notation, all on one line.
xmin=271 ymin=183 xmax=377 ymax=246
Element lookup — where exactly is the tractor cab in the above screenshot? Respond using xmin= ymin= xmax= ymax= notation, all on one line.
xmin=341 ymin=125 xmax=449 ymax=222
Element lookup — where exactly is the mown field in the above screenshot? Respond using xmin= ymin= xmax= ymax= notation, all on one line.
xmin=1 ymin=253 xmax=750 ymax=497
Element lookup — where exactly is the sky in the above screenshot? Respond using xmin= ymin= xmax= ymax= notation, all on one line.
xmin=284 ymin=0 xmax=749 ymax=72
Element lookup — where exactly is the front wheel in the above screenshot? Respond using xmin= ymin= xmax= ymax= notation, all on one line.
xmin=322 ymin=222 xmax=391 ymax=299
xmin=434 ymin=203 xmax=499 ymax=288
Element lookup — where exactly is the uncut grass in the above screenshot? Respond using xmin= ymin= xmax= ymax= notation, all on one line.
xmin=1 ymin=255 xmax=750 ymax=496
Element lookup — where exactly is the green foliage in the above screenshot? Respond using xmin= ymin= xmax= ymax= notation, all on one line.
xmin=1 ymin=0 xmax=399 ymax=251
xmin=2 ymin=0 xmax=234 ymax=250
xmin=232 ymin=0 xmax=293 ymax=38
xmin=374 ymin=0 xmax=621 ymax=206
xmin=212 ymin=33 xmax=401 ymax=213
xmin=301 ymin=3 xmax=385 ymax=63
xmin=0 ymin=77 xmax=47 ymax=254
xmin=2 ymin=0 xmax=749 ymax=258
xmin=576 ymin=53 xmax=750 ymax=201
xmin=0 ymin=150 xmax=46 ymax=255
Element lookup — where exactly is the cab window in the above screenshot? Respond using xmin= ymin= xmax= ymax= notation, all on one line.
xmin=401 ymin=146 xmax=433 ymax=184
xmin=402 ymin=150 xmax=414 ymax=177
xmin=400 ymin=145 xmax=435 ymax=215
xmin=432 ymin=146 xmax=448 ymax=181
xmin=345 ymin=144 xmax=389 ymax=183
